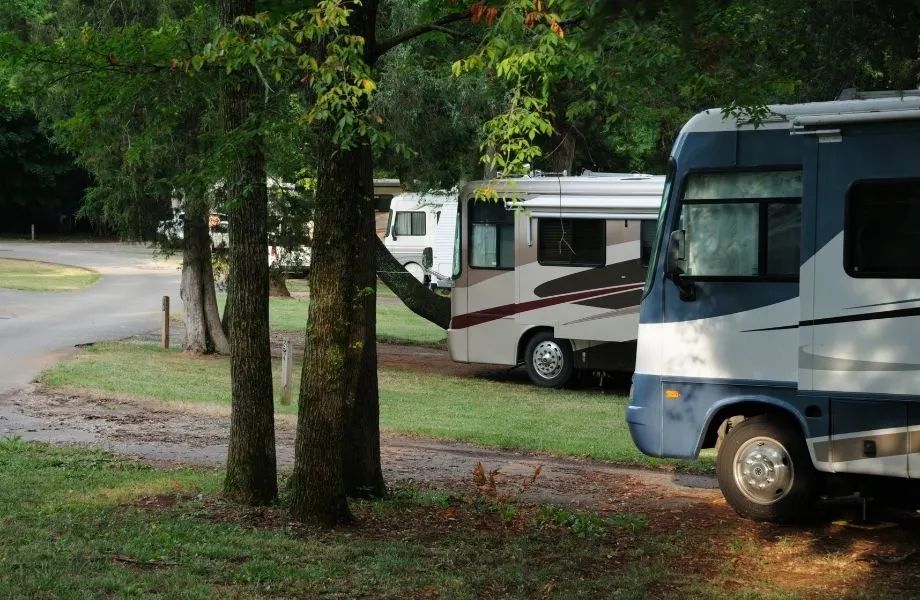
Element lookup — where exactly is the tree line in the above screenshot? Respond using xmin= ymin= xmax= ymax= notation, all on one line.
xmin=1 ymin=0 xmax=918 ymax=525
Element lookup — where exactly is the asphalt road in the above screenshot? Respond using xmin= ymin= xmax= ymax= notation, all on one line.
xmin=0 ymin=241 xmax=180 ymax=394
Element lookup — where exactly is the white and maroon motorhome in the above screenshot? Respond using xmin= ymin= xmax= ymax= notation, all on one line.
xmin=447 ymin=172 xmax=665 ymax=388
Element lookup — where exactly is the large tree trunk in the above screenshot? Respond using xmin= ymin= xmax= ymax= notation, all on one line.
xmin=290 ymin=139 xmax=368 ymax=525
xmin=344 ymin=147 xmax=386 ymax=499
xmin=375 ymin=238 xmax=451 ymax=329
xmin=219 ymin=0 xmax=277 ymax=506
xmin=180 ymin=210 xmax=230 ymax=354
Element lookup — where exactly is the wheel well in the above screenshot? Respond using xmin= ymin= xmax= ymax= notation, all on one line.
xmin=702 ymin=402 xmax=804 ymax=450
xmin=516 ymin=326 xmax=553 ymax=364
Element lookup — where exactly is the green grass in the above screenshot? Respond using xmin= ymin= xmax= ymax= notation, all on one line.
xmin=284 ymin=277 xmax=397 ymax=298
xmin=41 ymin=342 xmax=708 ymax=471
xmin=265 ymin=296 xmax=446 ymax=346
xmin=0 ymin=258 xmax=99 ymax=291
xmin=0 ymin=440 xmax=719 ymax=599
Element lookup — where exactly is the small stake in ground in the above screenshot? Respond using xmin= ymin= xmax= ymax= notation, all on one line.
xmin=281 ymin=338 xmax=292 ymax=405
xmin=161 ymin=296 xmax=170 ymax=349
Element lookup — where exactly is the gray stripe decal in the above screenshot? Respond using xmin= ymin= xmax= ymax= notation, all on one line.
xmin=813 ymin=432 xmax=909 ymax=463
xmin=799 ymin=349 xmax=920 ymax=372
xmin=846 ymin=297 xmax=920 ymax=310
xmin=562 ymin=305 xmax=640 ymax=326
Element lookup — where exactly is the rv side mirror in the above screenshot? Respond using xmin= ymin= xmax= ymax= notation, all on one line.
xmin=665 ymin=230 xmax=696 ymax=301
xmin=665 ymin=230 xmax=686 ymax=279
xmin=422 ymin=247 xmax=433 ymax=269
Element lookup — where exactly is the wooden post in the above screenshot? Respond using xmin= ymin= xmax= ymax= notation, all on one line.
xmin=161 ymin=296 xmax=170 ymax=349
xmin=30 ymin=224 xmax=34 ymax=241
xmin=281 ymin=338 xmax=292 ymax=405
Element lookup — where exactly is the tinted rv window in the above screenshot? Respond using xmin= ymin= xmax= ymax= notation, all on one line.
xmin=639 ymin=220 xmax=657 ymax=268
xmin=469 ymin=200 xmax=514 ymax=269
xmin=679 ymin=170 xmax=802 ymax=279
xmin=538 ymin=219 xmax=605 ymax=266
xmin=394 ymin=211 xmax=426 ymax=236
xmin=846 ymin=179 xmax=920 ymax=277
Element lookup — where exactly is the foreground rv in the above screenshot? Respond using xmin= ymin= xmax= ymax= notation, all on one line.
xmin=384 ymin=191 xmax=458 ymax=284
xmin=628 ymin=91 xmax=920 ymax=522
xmin=448 ymin=173 xmax=664 ymax=388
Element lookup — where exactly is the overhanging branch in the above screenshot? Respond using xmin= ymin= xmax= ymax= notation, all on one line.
xmin=371 ymin=9 xmax=471 ymax=63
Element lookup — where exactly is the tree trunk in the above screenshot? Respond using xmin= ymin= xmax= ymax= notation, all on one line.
xmin=375 ymin=237 xmax=451 ymax=329
xmin=219 ymin=0 xmax=277 ymax=506
xmin=180 ymin=210 xmax=231 ymax=354
xmin=290 ymin=138 xmax=368 ymax=525
xmin=344 ymin=146 xmax=386 ymax=499
xmin=548 ymin=127 xmax=576 ymax=175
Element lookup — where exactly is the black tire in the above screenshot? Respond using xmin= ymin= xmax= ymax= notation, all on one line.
xmin=716 ymin=415 xmax=819 ymax=523
xmin=524 ymin=331 xmax=574 ymax=389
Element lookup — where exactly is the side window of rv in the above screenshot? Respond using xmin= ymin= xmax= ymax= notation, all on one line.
xmin=469 ymin=200 xmax=514 ymax=269
xmin=393 ymin=211 xmax=427 ymax=236
xmin=846 ymin=179 xmax=920 ymax=277
xmin=538 ymin=218 xmax=605 ymax=267
xmin=678 ymin=170 xmax=802 ymax=279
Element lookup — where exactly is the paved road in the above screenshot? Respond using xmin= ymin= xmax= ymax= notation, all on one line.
xmin=0 ymin=242 xmax=180 ymax=394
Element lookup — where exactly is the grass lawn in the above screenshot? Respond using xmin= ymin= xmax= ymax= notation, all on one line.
xmin=174 ymin=279 xmax=445 ymax=347
xmin=41 ymin=342 xmax=708 ymax=471
xmin=284 ymin=277 xmax=398 ymax=298
xmin=268 ymin=296 xmax=446 ymax=346
xmin=0 ymin=440 xmax=715 ymax=599
xmin=0 ymin=258 xmax=99 ymax=291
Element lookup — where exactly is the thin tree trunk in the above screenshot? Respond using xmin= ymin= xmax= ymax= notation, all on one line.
xmin=219 ymin=0 xmax=277 ymax=506
xmin=290 ymin=138 xmax=367 ymax=525
xmin=344 ymin=146 xmax=386 ymax=499
xmin=180 ymin=210 xmax=230 ymax=354
xmin=375 ymin=237 xmax=451 ymax=329
xmin=180 ymin=213 xmax=208 ymax=354
xmin=202 ymin=249 xmax=231 ymax=354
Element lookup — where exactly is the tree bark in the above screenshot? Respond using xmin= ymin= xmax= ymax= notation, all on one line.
xmin=180 ymin=210 xmax=231 ymax=355
xmin=344 ymin=146 xmax=386 ymax=499
xmin=290 ymin=138 xmax=368 ymax=525
xmin=375 ymin=237 xmax=451 ymax=330
xmin=548 ymin=127 xmax=576 ymax=175
xmin=219 ymin=0 xmax=277 ymax=506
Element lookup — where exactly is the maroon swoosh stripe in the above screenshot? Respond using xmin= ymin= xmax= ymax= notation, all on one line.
xmin=450 ymin=283 xmax=644 ymax=330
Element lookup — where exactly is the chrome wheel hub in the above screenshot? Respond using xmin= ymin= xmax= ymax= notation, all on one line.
xmin=733 ymin=436 xmax=794 ymax=505
xmin=532 ymin=341 xmax=564 ymax=379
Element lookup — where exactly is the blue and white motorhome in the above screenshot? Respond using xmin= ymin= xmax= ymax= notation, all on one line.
xmin=628 ymin=91 xmax=920 ymax=522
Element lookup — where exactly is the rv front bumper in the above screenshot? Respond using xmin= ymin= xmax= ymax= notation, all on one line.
xmin=626 ymin=373 xmax=663 ymax=457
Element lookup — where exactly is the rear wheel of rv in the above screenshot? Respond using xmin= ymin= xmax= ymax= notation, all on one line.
xmin=524 ymin=331 xmax=574 ymax=389
xmin=716 ymin=415 xmax=818 ymax=523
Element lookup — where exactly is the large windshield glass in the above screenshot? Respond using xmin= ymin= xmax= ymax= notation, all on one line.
xmin=643 ymin=160 xmax=675 ymax=296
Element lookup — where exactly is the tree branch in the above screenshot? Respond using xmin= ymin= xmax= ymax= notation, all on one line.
xmin=371 ymin=9 xmax=471 ymax=63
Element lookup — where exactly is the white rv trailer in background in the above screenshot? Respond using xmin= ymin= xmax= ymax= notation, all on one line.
xmin=427 ymin=203 xmax=459 ymax=289
xmin=383 ymin=190 xmax=458 ymax=284
xmin=448 ymin=173 xmax=665 ymax=388
xmin=629 ymin=90 xmax=920 ymax=523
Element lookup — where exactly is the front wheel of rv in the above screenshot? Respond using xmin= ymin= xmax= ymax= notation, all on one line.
xmin=524 ymin=332 xmax=573 ymax=389
xmin=716 ymin=415 xmax=818 ymax=523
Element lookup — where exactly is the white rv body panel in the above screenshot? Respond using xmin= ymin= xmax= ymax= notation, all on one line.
xmin=383 ymin=191 xmax=457 ymax=283
xmin=428 ymin=200 xmax=459 ymax=288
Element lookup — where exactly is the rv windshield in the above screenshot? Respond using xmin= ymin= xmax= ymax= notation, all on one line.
xmin=643 ymin=160 xmax=674 ymax=296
